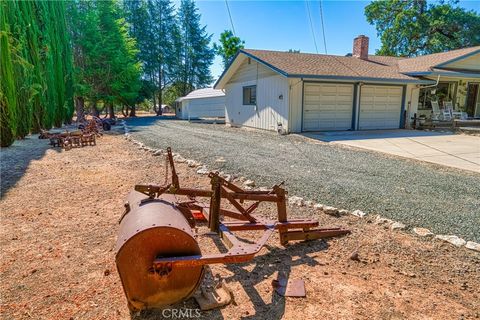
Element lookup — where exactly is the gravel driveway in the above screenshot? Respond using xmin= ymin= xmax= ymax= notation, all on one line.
xmin=127 ymin=116 xmax=480 ymax=242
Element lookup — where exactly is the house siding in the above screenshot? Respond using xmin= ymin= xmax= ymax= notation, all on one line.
xmin=225 ymin=59 xmax=289 ymax=131
xmin=442 ymin=53 xmax=480 ymax=71
xmin=288 ymin=78 xmax=303 ymax=133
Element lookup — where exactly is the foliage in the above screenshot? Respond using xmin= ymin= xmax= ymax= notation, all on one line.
xmin=174 ymin=0 xmax=215 ymax=97
xmin=365 ymin=0 xmax=480 ymax=56
xmin=213 ymin=30 xmax=245 ymax=68
xmin=0 ymin=0 xmax=74 ymax=146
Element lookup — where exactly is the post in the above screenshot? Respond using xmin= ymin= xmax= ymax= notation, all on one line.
xmin=273 ymin=186 xmax=288 ymax=245
xmin=209 ymin=174 xmax=221 ymax=233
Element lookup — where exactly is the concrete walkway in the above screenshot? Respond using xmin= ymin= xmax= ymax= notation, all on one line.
xmin=304 ymin=130 xmax=480 ymax=173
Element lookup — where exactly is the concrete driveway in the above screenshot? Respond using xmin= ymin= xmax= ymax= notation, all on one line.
xmin=303 ymin=130 xmax=480 ymax=173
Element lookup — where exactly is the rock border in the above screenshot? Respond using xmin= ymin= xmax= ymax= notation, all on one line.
xmin=121 ymin=120 xmax=480 ymax=254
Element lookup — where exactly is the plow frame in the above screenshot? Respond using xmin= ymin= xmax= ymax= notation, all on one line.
xmin=133 ymin=147 xmax=350 ymax=272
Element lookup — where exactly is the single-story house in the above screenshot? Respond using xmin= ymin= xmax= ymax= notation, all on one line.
xmin=175 ymin=88 xmax=225 ymax=120
xmin=214 ymin=35 xmax=480 ymax=132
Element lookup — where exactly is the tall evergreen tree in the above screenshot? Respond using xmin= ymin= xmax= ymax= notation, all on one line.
xmin=213 ymin=30 xmax=245 ymax=68
xmin=0 ymin=0 xmax=74 ymax=146
xmin=175 ymin=0 xmax=215 ymax=97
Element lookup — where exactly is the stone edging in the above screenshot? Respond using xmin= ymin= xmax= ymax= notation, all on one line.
xmin=121 ymin=120 xmax=480 ymax=253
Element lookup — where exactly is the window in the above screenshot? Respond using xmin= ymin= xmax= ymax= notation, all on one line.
xmin=243 ymin=85 xmax=256 ymax=105
xmin=419 ymin=82 xmax=457 ymax=110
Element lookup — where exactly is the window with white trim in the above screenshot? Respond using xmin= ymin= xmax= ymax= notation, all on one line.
xmin=243 ymin=85 xmax=256 ymax=105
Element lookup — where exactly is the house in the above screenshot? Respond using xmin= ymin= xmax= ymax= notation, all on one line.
xmin=214 ymin=35 xmax=480 ymax=132
xmin=175 ymin=88 xmax=225 ymax=120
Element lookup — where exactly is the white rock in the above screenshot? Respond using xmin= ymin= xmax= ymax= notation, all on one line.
xmin=215 ymin=157 xmax=226 ymax=163
xmin=313 ymin=203 xmax=324 ymax=210
xmin=338 ymin=209 xmax=349 ymax=216
xmin=351 ymin=209 xmax=366 ymax=218
xmin=304 ymin=200 xmax=314 ymax=208
xmin=186 ymin=159 xmax=199 ymax=167
xmin=465 ymin=241 xmax=480 ymax=252
xmin=244 ymin=186 xmax=253 ymax=190
xmin=243 ymin=180 xmax=255 ymax=187
xmin=390 ymin=222 xmax=406 ymax=231
xmin=173 ymin=155 xmax=186 ymax=163
xmin=435 ymin=235 xmax=466 ymax=247
xmin=288 ymin=196 xmax=304 ymax=207
xmin=257 ymin=187 xmax=270 ymax=192
xmin=413 ymin=227 xmax=433 ymax=237
xmin=153 ymin=149 xmax=163 ymax=156
xmin=374 ymin=215 xmax=394 ymax=225
xmin=237 ymin=176 xmax=246 ymax=183
xmin=222 ymin=174 xmax=232 ymax=182
xmin=323 ymin=206 xmax=339 ymax=216
xmin=196 ymin=166 xmax=209 ymax=175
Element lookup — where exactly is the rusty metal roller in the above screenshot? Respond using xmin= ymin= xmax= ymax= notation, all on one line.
xmin=116 ymin=191 xmax=204 ymax=311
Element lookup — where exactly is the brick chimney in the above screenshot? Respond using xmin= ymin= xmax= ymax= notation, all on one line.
xmin=353 ymin=35 xmax=369 ymax=60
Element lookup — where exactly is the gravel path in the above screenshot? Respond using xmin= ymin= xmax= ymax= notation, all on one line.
xmin=127 ymin=116 xmax=480 ymax=242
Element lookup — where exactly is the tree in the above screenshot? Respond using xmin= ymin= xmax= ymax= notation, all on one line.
xmin=0 ymin=0 xmax=74 ymax=146
xmin=68 ymin=0 xmax=141 ymax=119
xmin=175 ymin=0 xmax=215 ymax=97
xmin=124 ymin=0 xmax=177 ymax=115
xmin=213 ymin=30 xmax=244 ymax=68
xmin=365 ymin=0 xmax=480 ymax=56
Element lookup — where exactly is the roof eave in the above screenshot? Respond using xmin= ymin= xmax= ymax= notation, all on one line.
xmin=404 ymin=71 xmax=480 ymax=79
xmin=288 ymin=74 xmax=434 ymax=84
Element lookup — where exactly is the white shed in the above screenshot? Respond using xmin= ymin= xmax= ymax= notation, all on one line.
xmin=175 ymin=88 xmax=226 ymax=120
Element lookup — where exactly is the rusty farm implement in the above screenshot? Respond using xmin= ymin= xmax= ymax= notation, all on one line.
xmin=116 ymin=147 xmax=350 ymax=311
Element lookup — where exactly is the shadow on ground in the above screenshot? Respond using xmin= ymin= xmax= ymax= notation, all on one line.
xmin=0 ymin=135 xmax=59 ymax=198
xmin=131 ymin=235 xmax=329 ymax=320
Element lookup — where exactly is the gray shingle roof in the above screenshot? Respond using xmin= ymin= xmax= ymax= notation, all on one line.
xmin=238 ymin=47 xmax=479 ymax=81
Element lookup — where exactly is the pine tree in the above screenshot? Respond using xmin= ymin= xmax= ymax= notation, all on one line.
xmin=175 ymin=0 xmax=215 ymax=97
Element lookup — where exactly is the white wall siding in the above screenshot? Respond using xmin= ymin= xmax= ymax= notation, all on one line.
xmin=288 ymin=78 xmax=303 ymax=133
xmin=443 ymin=53 xmax=480 ymax=71
xmin=225 ymin=75 xmax=289 ymax=131
xmin=228 ymin=59 xmax=277 ymax=84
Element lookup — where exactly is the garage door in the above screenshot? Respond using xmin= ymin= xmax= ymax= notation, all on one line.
xmin=302 ymin=83 xmax=354 ymax=131
xmin=186 ymin=97 xmax=225 ymax=119
xmin=359 ymin=85 xmax=403 ymax=130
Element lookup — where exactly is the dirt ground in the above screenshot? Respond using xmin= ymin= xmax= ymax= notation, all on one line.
xmin=1 ymin=129 xmax=479 ymax=320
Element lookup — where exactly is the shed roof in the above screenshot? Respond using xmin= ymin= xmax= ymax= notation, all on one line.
xmin=176 ymin=88 xmax=225 ymax=102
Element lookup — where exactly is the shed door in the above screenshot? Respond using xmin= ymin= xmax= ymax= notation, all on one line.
xmin=186 ymin=98 xmax=225 ymax=119
xmin=359 ymin=85 xmax=403 ymax=130
xmin=302 ymin=83 xmax=354 ymax=131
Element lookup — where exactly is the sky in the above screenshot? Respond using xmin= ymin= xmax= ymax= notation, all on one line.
xmin=192 ymin=0 xmax=480 ymax=81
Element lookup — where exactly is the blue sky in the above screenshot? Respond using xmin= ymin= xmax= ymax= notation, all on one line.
xmin=192 ymin=0 xmax=480 ymax=80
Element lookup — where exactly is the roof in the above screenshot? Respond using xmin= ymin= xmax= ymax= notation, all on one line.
xmin=176 ymin=88 xmax=225 ymax=102
xmin=215 ymin=47 xmax=480 ymax=89
xmin=241 ymin=49 xmax=418 ymax=82
xmin=398 ymin=46 xmax=480 ymax=73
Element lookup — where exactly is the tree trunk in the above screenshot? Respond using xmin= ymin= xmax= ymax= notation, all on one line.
xmin=157 ymin=90 xmax=163 ymax=116
xmin=91 ymin=101 xmax=100 ymax=117
xmin=121 ymin=105 xmax=129 ymax=117
xmin=152 ymin=93 xmax=157 ymax=115
xmin=129 ymin=104 xmax=136 ymax=117
xmin=75 ymin=96 xmax=86 ymax=123
xmin=107 ymin=102 xmax=115 ymax=118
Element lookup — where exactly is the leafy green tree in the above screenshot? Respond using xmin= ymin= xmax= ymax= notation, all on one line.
xmin=365 ymin=0 xmax=480 ymax=56
xmin=213 ymin=30 xmax=244 ymax=68
xmin=68 ymin=0 xmax=141 ymax=118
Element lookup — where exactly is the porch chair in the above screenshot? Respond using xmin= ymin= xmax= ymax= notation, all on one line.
xmin=445 ymin=101 xmax=468 ymax=120
xmin=432 ymin=100 xmax=452 ymax=121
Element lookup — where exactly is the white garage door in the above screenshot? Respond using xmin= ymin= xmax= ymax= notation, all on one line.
xmin=302 ymin=83 xmax=354 ymax=131
xmin=359 ymin=85 xmax=403 ymax=130
xmin=185 ymin=97 xmax=225 ymax=119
